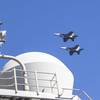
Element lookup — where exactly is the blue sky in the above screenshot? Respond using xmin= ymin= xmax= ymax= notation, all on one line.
xmin=0 ymin=0 xmax=99 ymax=99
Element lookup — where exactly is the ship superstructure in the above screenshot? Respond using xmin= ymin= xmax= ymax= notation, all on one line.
xmin=0 ymin=23 xmax=92 ymax=100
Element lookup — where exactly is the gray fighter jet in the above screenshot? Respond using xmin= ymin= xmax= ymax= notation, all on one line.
xmin=61 ymin=45 xmax=83 ymax=55
xmin=54 ymin=31 xmax=78 ymax=42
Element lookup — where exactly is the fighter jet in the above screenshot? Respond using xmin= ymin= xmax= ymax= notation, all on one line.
xmin=61 ymin=45 xmax=83 ymax=55
xmin=54 ymin=31 xmax=78 ymax=42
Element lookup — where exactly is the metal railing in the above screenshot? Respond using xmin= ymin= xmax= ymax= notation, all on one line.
xmin=0 ymin=68 xmax=92 ymax=100
xmin=61 ymin=88 xmax=92 ymax=100
xmin=0 ymin=68 xmax=58 ymax=93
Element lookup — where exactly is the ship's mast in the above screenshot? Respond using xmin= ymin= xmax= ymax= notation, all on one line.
xmin=0 ymin=21 xmax=29 ymax=91
xmin=0 ymin=21 xmax=6 ymax=54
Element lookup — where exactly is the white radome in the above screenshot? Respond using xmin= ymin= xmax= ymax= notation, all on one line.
xmin=3 ymin=52 xmax=74 ymax=97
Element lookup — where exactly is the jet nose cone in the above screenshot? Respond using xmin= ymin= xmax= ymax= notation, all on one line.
xmin=60 ymin=47 xmax=67 ymax=49
xmin=54 ymin=33 xmax=61 ymax=36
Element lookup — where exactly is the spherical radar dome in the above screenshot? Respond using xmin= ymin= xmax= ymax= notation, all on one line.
xmin=4 ymin=52 xmax=72 ymax=71
xmin=4 ymin=52 xmax=74 ymax=97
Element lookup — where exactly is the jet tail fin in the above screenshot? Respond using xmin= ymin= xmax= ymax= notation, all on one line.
xmin=77 ymin=49 xmax=84 ymax=55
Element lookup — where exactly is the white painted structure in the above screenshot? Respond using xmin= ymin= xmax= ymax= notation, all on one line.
xmin=0 ymin=52 xmax=92 ymax=100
